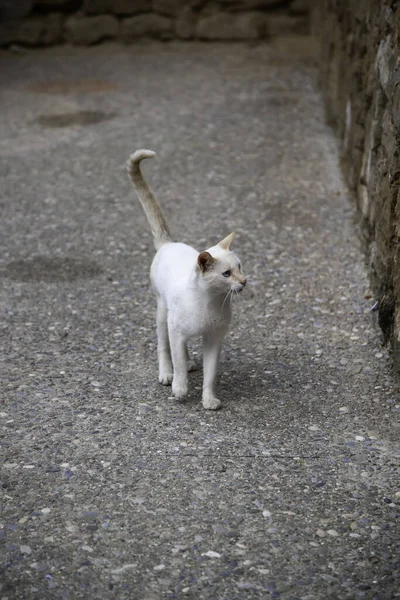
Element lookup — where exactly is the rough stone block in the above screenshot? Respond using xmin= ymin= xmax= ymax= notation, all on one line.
xmin=153 ymin=0 xmax=186 ymax=16
xmin=82 ymin=0 xmax=110 ymax=15
xmin=0 ymin=13 xmax=63 ymax=46
xmin=41 ymin=12 xmax=63 ymax=43
xmin=64 ymin=14 xmax=119 ymax=45
xmin=267 ymin=12 xmax=309 ymax=36
xmin=375 ymin=35 xmax=395 ymax=98
xmin=216 ymin=0 xmax=289 ymax=11
xmin=121 ymin=13 xmax=172 ymax=39
xmin=175 ymin=6 xmax=197 ymax=39
xmin=0 ymin=0 xmax=33 ymax=20
xmin=111 ymin=0 xmax=152 ymax=15
xmin=289 ymin=0 xmax=309 ymax=14
xmin=34 ymin=0 xmax=82 ymax=10
xmin=196 ymin=11 xmax=266 ymax=40
xmin=0 ymin=18 xmax=41 ymax=46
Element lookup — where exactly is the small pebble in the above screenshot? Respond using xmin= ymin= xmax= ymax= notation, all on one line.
xmin=111 ymin=564 xmax=137 ymax=574
xmin=263 ymin=510 xmax=272 ymax=518
xmin=355 ymin=436 xmax=365 ymax=441
xmin=327 ymin=529 xmax=339 ymax=537
xmin=20 ymin=545 xmax=32 ymax=555
xmin=203 ymin=550 xmax=221 ymax=558
xmin=339 ymin=406 xmax=349 ymax=413
xmin=316 ymin=529 xmax=326 ymax=537
xmin=153 ymin=564 xmax=165 ymax=571
xmin=41 ymin=508 xmax=51 ymax=514
xmin=237 ymin=582 xmax=255 ymax=589
xmin=308 ymin=425 xmax=320 ymax=431
xmin=82 ymin=545 xmax=93 ymax=552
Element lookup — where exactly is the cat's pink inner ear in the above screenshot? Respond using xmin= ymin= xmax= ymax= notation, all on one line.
xmin=218 ymin=231 xmax=235 ymax=250
xmin=198 ymin=251 xmax=216 ymax=272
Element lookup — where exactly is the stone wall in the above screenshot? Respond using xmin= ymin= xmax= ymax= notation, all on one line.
xmin=0 ymin=0 xmax=309 ymax=46
xmin=314 ymin=1 xmax=400 ymax=356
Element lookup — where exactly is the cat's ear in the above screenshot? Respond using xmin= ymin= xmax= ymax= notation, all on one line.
xmin=218 ymin=231 xmax=235 ymax=250
xmin=198 ymin=251 xmax=216 ymax=272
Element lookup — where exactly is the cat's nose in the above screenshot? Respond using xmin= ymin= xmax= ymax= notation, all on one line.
xmin=242 ymin=278 xmax=247 ymax=287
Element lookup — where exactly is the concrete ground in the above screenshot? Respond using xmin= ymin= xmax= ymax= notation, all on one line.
xmin=0 ymin=38 xmax=399 ymax=600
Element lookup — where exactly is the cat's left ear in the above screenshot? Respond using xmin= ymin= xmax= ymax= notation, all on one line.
xmin=198 ymin=251 xmax=216 ymax=272
xmin=218 ymin=231 xmax=235 ymax=250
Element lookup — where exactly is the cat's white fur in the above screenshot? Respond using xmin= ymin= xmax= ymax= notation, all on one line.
xmin=127 ymin=149 xmax=246 ymax=410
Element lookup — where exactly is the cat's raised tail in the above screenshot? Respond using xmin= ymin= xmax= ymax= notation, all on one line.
xmin=127 ymin=149 xmax=172 ymax=250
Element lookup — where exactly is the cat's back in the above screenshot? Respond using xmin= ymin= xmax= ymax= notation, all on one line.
xmin=151 ymin=242 xmax=198 ymax=293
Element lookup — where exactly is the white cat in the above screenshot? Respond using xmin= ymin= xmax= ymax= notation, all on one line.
xmin=127 ymin=150 xmax=246 ymax=410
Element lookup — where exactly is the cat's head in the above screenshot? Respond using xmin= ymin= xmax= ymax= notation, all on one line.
xmin=197 ymin=232 xmax=246 ymax=295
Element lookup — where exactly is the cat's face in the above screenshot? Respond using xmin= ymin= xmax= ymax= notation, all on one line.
xmin=197 ymin=232 xmax=246 ymax=296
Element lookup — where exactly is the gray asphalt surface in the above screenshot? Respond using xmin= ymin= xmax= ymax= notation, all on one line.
xmin=1 ymin=38 xmax=399 ymax=600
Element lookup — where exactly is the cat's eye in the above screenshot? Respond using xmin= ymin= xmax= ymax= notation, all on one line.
xmin=222 ymin=270 xmax=231 ymax=277
xmin=238 ymin=263 xmax=241 ymax=270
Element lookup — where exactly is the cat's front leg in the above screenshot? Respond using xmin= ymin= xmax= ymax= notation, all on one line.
xmin=169 ymin=328 xmax=189 ymax=399
xmin=202 ymin=328 xmax=227 ymax=410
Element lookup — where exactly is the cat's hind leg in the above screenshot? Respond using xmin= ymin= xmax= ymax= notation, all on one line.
xmin=156 ymin=298 xmax=173 ymax=385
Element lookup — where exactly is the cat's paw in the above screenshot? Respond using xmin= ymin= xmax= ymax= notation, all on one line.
xmin=172 ymin=382 xmax=188 ymax=399
xmin=159 ymin=371 xmax=173 ymax=386
xmin=202 ymin=394 xmax=222 ymax=411
xmin=187 ymin=359 xmax=198 ymax=372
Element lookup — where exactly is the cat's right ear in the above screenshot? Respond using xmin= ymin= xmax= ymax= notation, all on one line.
xmin=197 ymin=251 xmax=216 ymax=272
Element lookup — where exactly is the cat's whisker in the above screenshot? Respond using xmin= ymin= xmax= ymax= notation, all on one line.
xmin=221 ymin=289 xmax=233 ymax=312
xmin=233 ymin=289 xmax=244 ymax=307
